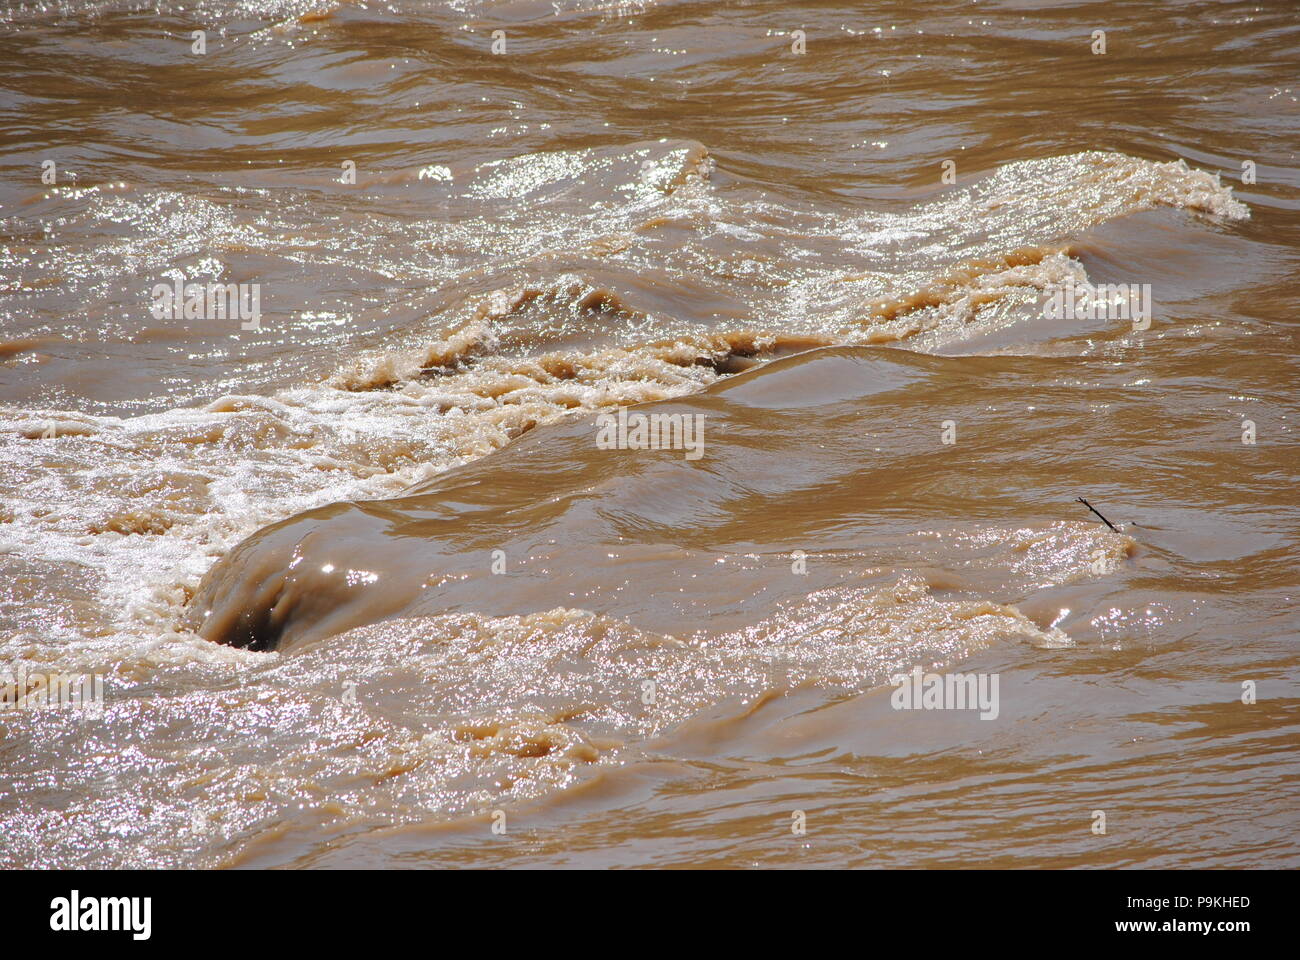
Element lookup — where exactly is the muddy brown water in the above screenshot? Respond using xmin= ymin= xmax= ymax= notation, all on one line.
xmin=0 ymin=0 xmax=1297 ymax=868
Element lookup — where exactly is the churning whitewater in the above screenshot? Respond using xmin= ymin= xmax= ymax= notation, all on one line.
xmin=2 ymin=0 xmax=1296 ymax=870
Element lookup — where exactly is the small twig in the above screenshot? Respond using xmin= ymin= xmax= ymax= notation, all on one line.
xmin=1075 ymin=497 xmax=1118 ymax=532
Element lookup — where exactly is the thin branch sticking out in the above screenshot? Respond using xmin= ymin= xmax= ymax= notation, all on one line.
xmin=1075 ymin=497 xmax=1119 ymax=532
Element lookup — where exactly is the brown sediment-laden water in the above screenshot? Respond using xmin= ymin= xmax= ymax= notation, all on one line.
xmin=0 ymin=0 xmax=1296 ymax=869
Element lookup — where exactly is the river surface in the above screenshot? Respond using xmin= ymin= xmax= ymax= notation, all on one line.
xmin=1 ymin=0 xmax=1297 ymax=868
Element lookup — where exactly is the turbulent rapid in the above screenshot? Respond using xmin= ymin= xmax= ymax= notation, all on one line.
xmin=1 ymin=0 xmax=1296 ymax=869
